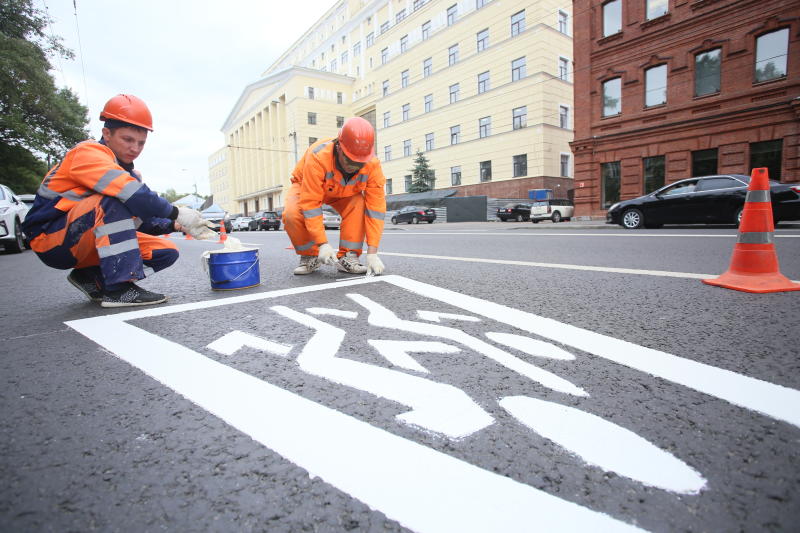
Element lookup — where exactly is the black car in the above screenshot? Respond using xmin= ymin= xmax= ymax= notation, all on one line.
xmin=249 ymin=211 xmax=281 ymax=231
xmin=391 ymin=206 xmax=436 ymax=224
xmin=607 ymin=174 xmax=800 ymax=229
xmin=497 ymin=203 xmax=531 ymax=222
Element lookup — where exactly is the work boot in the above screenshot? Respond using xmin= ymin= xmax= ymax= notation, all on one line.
xmin=67 ymin=269 xmax=103 ymax=302
xmin=336 ymin=252 xmax=367 ymax=274
xmin=100 ymin=282 xmax=167 ymax=308
xmin=293 ymin=255 xmax=321 ymax=275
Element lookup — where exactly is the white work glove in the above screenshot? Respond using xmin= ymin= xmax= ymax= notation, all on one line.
xmin=176 ymin=207 xmax=216 ymax=240
xmin=317 ymin=243 xmax=337 ymax=265
xmin=176 ymin=207 xmax=203 ymax=228
xmin=366 ymin=253 xmax=385 ymax=277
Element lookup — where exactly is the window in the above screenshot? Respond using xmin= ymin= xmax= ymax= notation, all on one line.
xmin=381 ymin=47 xmax=388 ymax=64
xmin=695 ymin=177 xmax=742 ymax=192
xmin=692 ymin=148 xmax=718 ymax=176
xmin=755 ymin=29 xmax=789 ymax=83
xmin=309 ymin=137 xmax=318 ymax=146
xmin=447 ymin=4 xmax=457 ymax=26
xmin=602 ymin=77 xmax=621 ymax=116
xmin=337 ymin=92 xmax=343 ymax=104
xmin=559 ymin=105 xmax=569 ymax=128
xmin=403 ymin=139 xmax=412 ymax=157
xmin=512 ymin=57 xmax=527 ymax=81
xmin=307 ymin=112 xmax=317 ymax=124
xmin=353 ymin=42 xmax=361 ymax=56
xmin=601 ymin=161 xmax=620 ymax=209
xmin=383 ymin=111 xmax=391 ymax=128
xmin=413 ymin=0 xmax=423 ymax=11
xmin=402 ymin=103 xmax=410 ymax=121
xmin=336 ymin=116 xmax=345 ymax=128
xmin=476 ymin=29 xmax=489 ymax=52
xmin=307 ymin=87 xmax=315 ymax=99
xmin=382 ymin=79 xmax=389 ymax=96
xmin=512 ymin=106 xmax=527 ymax=129
xmin=511 ymin=10 xmax=525 ymax=36
xmin=386 ymin=178 xmax=393 ymax=195
xmin=425 ymin=133 xmax=434 ymax=151
xmin=384 ymin=145 xmax=392 ymax=161
xmin=401 ymin=69 xmax=409 ymax=88
xmin=558 ymin=10 xmax=569 ymax=34
xmin=750 ymin=140 xmax=783 ymax=181
xmin=646 ymin=0 xmax=668 ymax=20
xmin=405 ymin=175 xmax=412 ymax=190
xmin=423 ymin=57 xmax=432 ymax=77
xmin=478 ymin=71 xmax=490 ymax=93
xmin=424 ymin=93 xmax=433 ymax=112
xmin=480 ymin=161 xmax=492 ymax=182
xmin=695 ymin=49 xmax=721 ymax=97
xmin=560 ymin=154 xmax=571 ymax=177
xmin=476 ymin=0 xmax=486 ymax=8
xmin=513 ymin=154 xmax=527 ymax=177
xmin=400 ymin=34 xmax=408 ymax=53
xmin=479 ymin=116 xmax=491 ymax=138
xmin=603 ymin=0 xmax=621 ymax=37
xmin=366 ymin=32 xmax=374 ymax=47
xmin=380 ymin=22 xmax=389 ymax=34
xmin=449 ymin=83 xmax=460 ymax=103
xmin=341 ymin=51 xmax=348 ymax=63
xmin=396 ymin=9 xmax=406 ymax=23
xmin=643 ymin=156 xmax=665 ymax=194
xmin=422 ymin=21 xmax=431 ymax=40
xmin=330 ymin=59 xmax=337 ymax=71
xmin=645 ymin=65 xmax=667 ymax=107
xmin=450 ymin=125 xmax=460 ymax=144
xmin=451 ymin=166 xmax=461 ymax=186
xmin=559 ymin=57 xmax=570 ymax=81
xmin=449 ymin=44 xmax=459 ymax=66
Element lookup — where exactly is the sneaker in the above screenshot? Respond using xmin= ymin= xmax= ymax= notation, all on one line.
xmin=337 ymin=252 xmax=367 ymax=274
xmin=293 ymin=255 xmax=321 ymax=275
xmin=67 ymin=269 xmax=102 ymax=302
xmin=100 ymin=282 xmax=167 ymax=308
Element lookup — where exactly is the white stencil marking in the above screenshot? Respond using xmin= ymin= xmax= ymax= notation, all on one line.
xmin=207 ymin=330 xmax=292 ymax=357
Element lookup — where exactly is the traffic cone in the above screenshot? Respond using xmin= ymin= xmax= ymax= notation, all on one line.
xmin=185 ymin=232 xmax=193 ymax=240
xmin=217 ymin=220 xmax=228 ymax=244
xmin=703 ymin=167 xmax=800 ymax=293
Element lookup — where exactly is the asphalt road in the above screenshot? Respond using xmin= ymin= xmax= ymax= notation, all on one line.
xmin=1 ymin=221 xmax=799 ymax=532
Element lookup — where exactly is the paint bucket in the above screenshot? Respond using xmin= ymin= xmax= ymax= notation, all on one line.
xmin=203 ymin=248 xmax=260 ymax=290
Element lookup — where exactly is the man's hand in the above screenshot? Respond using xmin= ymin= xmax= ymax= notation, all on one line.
xmin=317 ymin=243 xmax=337 ymax=265
xmin=176 ymin=207 xmax=203 ymax=228
xmin=177 ymin=207 xmax=217 ymax=240
xmin=365 ymin=253 xmax=384 ymax=277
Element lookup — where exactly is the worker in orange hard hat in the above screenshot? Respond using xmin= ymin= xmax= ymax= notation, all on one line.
xmin=23 ymin=94 xmax=214 ymax=307
xmin=283 ymin=116 xmax=387 ymax=276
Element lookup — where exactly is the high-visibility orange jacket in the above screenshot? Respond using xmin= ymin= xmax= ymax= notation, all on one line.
xmin=292 ymin=138 xmax=386 ymax=248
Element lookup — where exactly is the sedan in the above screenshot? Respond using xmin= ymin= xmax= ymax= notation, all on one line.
xmin=391 ymin=206 xmax=436 ymax=224
xmin=322 ymin=209 xmax=341 ymax=229
xmin=607 ymin=174 xmax=800 ymax=229
xmin=249 ymin=211 xmax=281 ymax=231
xmin=0 ymin=184 xmax=29 ymax=253
xmin=497 ymin=203 xmax=531 ymax=222
xmin=232 ymin=216 xmax=252 ymax=231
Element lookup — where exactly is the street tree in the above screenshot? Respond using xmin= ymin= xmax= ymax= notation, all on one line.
xmin=0 ymin=0 xmax=89 ymax=193
xmin=408 ymin=150 xmax=433 ymax=193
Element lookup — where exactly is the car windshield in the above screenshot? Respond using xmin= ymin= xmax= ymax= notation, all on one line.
xmin=503 ymin=203 xmax=516 ymax=209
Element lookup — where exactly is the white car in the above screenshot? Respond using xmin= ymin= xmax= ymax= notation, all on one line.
xmin=322 ymin=208 xmax=341 ymax=229
xmin=0 ymin=184 xmax=30 ymax=253
xmin=232 ymin=216 xmax=252 ymax=231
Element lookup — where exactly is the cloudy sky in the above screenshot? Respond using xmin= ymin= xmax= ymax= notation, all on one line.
xmin=42 ymin=0 xmax=335 ymax=196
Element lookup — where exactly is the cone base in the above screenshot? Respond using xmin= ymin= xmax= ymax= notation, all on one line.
xmin=703 ymin=271 xmax=800 ymax=293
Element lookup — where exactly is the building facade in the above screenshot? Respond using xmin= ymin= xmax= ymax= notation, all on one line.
xmin=214 ymin=0 xmax=576 ymax=215
xmin=207 ymin=147 xmax=233 ymax=213
xmin=571 ymin=0 xmax=800 ymax=218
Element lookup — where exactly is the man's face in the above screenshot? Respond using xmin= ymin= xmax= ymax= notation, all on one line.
xmin=336 ymin=144 xmax=364 ymax=174
xmin=102 ymin=126 xmax=147 ymax=164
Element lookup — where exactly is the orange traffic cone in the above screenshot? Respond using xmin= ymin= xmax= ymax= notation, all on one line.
xmin=217 ymin=221 xmax=228 ymax=244
xmin=185 ymin=232 xmax=193 ymax=240
xmin=703 ymin=167 xmax=800 ymax=293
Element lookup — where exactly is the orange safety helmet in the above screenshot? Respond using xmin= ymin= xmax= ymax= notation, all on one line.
xmin=99 ymin=94 xmax=154 ymax=131
xmin=337 ymin=117 xmax=375 ymax=163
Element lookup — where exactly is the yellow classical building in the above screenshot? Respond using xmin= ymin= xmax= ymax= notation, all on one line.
xmin=213 ymin=0 xmax=574 ymax=214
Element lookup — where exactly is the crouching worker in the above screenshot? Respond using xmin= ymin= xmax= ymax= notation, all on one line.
xmin=22 ymin=94 xmax=214 ymax=308
xmin=284 ymin=117 xmax=386 ymax=276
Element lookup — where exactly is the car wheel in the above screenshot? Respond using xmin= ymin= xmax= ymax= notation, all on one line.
xmin=6 ymin=219 xmax=25 ymax=253
xmin=621 ymin=209 xmax=644 ymax=229
xmin=412 ymin=216 xmax=420 ymax=224
xmin=391 ymin=217 xmax=397 ymax=225
xmin=427 ymin=220 xmax=433 ymax=224
xmin=532 ymin=219 xmax=540 ymax=224
xmin=515 ymin=214 xmax=523 ymax=222
xmin=734 ymin=207 xmax=743 ymax=227
xmin=551 ymin=211 xmax=562 ymax=223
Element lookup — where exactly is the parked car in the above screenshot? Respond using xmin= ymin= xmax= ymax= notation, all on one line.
xmin=0 ymin=184 xmax=30 ymax=253
xmin=606 ymin=174 xmax=800 ymax=229
xmin=530 ymin=199 xmax=574 ymax=223
xmin=18 ymin=194 xmax=35 ymax=210
xmin=322 ymin=207 xmax=342 ymax=229
xmin=391 ymin=205 xmax=436 ymax=224
xmin=232 ymin=216 xmax=253 ymax=231
xmin=203 ymin=212 xmax=232 ymax=233
xmin=249 ymin=211 xmax=281 ymax=231
xmin=497 ymin=203 xmax=531 ymax=222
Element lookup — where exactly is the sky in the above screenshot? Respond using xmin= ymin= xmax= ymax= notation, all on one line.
xmin=41 ymin=0 xmax=335 ymax=197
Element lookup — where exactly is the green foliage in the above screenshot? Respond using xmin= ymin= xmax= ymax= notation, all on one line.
xmin=0 ymin=143 xmax=47 ymax=193
xmin=0 ymin=0 xmax=89 ymax=189
xmin=408 ymin=150 xmax=433 ymax=193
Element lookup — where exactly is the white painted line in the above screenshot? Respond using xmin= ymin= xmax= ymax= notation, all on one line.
xmin=207 ymin=330 xmax=291 ymax=357
xmin=306 ymin=307 xmax=359 ymax=319
xmin=368 ymin=340 xmax=460 ymax=373
xmin=486 ymin=332 xmax=575 ymax=361
xmin=417 ymin=310 xmax=482 ymax=323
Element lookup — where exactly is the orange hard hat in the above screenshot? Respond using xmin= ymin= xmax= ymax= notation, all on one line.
xmin=99 ymin=94 xmax=153 ymax=131
xmin=338 ymin=117 xmax=375 ymax=163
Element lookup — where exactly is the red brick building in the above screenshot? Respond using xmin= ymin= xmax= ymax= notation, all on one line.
xmin=570 ymin=0 xmax=800 ymax=218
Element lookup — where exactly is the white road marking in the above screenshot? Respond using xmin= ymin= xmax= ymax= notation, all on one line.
xmin=486 ymin=332 xmax=575 ymax=361
xmin=368 ymin=340 xmax=460 ymax=373
xmin=207 ymin=330 xmax=292 ymax=357
xmin=500 ymin=396 xmax=706 ymax=494
xmin=306 ymin=307 xmax=359 ymax=319
xmin=417 ymin=310 xmax=482 ymax=322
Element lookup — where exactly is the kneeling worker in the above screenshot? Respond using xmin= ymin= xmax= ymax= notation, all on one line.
xmin=23 ymin=94 xmax=214 ymax=307
xmin=284 ymin=117 xmax=386 ymax=276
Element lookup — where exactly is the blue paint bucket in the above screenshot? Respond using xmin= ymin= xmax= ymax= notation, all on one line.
xmin=205 ymin=248 xmax=260 ymax=290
